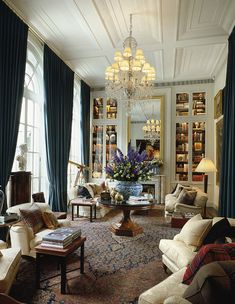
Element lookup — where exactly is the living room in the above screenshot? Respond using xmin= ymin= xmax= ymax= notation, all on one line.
xmin=1 ymin=0 xmax=235 ymax=303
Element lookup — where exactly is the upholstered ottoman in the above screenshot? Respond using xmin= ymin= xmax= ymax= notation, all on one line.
xmin=0 ymin=248 xmax=21 ymax=294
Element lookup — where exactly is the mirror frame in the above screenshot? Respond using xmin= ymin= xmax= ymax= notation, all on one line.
xmin=127 ymin=95 xmax=164 ymax=159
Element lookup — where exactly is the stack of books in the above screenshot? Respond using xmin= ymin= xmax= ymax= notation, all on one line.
xmin=41 ymin=227 xmax=81 ymax=249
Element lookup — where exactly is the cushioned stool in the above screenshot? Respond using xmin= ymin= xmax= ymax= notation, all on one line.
xmin=71 ymin=198 xmax=96 ymax=222
xmin=0 ymin=248 xmax=21 ymax=294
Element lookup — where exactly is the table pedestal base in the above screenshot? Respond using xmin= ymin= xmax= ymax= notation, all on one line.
xmin=110 ymin=209 xmax=143 ymax=237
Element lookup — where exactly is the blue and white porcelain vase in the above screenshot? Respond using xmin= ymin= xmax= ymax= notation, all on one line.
xmin=114 ymin=181 xmax=143 ymax=201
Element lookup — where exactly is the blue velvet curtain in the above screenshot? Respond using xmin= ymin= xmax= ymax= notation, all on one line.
xmin=80 ymin=80 xmax=90 ymax=182
xmin=43 ymin=45 xmax=74 ymax=212
xmin=219 ymin=26 xmax=235 ymax=217
xmin=0 ymin=1 xmax=28 ymax=212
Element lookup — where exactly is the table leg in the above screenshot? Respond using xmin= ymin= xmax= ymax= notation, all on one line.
xmin=94 ymin=204 xmax=96 ymax=219
xmin=36 ymin=253 xmax=41 ymax=289
xmin=80 ymin=243 xmax=84 ymax=274
xmin=90 ymin=206 xmax=92 ymax=222
xmin=72 ymin=204 xmax=74 ymax=221
xmin=60 ymin=257 xmax=67 ymax=294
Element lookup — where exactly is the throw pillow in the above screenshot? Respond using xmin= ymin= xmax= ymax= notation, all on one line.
xmin=173 ymin=184 xmax=192 ymax=198
xmin=42 ymin=212 xmax=59 ymax=229
xmin=176 ymin=189 xmax=197 ymax=205
xmin=183 ymin=261 xmax=235 ymax=304
xmin=174 ymin=214 xmax=212 ymax=248
xmin=20 ymin=205 xmax=44 ymax=234
xmin=182 ymin=243 xmax=235 ymax=285
xmin=203 ymin=218 xmax=231 ymax=245
xmin=83 ymin=183 xmax=95 ymax=198
xmin=77 ymin=185 xmax=92 ymax=198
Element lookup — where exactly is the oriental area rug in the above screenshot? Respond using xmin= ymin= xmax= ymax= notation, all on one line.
xmin=10 ymin=210 xmax=180 ymax=304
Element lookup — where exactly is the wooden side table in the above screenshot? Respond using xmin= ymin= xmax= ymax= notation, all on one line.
xmin=71 ymin=198 xmax=96 ymax=222
xmin=35 ymin=236 xmax=86 ymax=294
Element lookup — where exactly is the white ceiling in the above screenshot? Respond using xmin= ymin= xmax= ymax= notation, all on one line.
xmin=6 ymin=0 xmax=235 ymax=88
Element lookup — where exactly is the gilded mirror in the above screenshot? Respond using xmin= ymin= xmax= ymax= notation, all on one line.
xmin=128 ymin=96 xmax=164 ymax=159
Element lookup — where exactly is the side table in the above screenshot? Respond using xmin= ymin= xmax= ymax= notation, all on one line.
xmin=71 ymin=198 xmax=96 ymax=222
xmin=35 ymin=236 xmax=86 ymax=294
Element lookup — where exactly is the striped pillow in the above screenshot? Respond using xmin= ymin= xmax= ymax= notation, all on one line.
xmin=20 ymin=205 xmax=44 ymax=234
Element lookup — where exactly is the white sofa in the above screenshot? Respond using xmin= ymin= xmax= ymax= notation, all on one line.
xmin=139 ymin=216 xmax=235 ymax=304
xmin=165 ymin=186 xmax=208 ymax=217
xmin=7 ymin=202 xmax=70 ymax=257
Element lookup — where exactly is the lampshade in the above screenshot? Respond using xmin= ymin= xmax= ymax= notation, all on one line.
xmin=195 ymin=158 xmax=217 ymax=173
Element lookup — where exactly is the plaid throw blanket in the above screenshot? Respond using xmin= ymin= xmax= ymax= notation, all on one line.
xmin=183 ymin=243 xmax=235 ymax=285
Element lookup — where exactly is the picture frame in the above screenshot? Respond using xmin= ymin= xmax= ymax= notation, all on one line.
xmin=216 ymin=117 xmax=223 ymax=185
xmin=214 ymin=90 xmax=223 ymax=119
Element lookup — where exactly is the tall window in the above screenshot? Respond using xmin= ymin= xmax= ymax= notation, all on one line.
xmin=13 ymin=33 xmax=45 ymax=194
xmin=68 ymin=77 xmax=82 ymax=189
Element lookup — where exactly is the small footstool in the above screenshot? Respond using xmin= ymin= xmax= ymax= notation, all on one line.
xmin=71 ymin=198 xmax=96 ymax=222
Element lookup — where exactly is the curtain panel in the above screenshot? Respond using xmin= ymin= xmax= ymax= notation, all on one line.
xmin=43 ymin=45 xmax=74 ymax=212
xmin=80 ymin=80 xmax=91 ymax=182
xmin=219 ymin=26 xmax=235 ymax=217
xmin=0 ymin=0 xmax=28 ymax=212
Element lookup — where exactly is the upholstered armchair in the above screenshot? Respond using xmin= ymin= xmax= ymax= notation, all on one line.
xmin=165 ymin=185 xmax=208 ymax=217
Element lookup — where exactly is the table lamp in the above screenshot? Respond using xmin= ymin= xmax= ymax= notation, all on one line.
xmin=195 ymin=158 xmax=217 ymax=193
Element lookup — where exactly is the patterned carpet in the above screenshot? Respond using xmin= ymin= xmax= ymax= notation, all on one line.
xmin=10 ymin=210 xmax=180 ymax=304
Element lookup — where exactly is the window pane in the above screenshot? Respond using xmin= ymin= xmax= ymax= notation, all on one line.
xmin=34 ymin=103 xmax=40 ymax=127
xmin=28 ymin=50 xmax=37 ymax=66
xmin=33 ymin=153 xmax=40 ymax=177
xmin=27 ymin=152 xmax=33 ymax=172
xmin=27 ymin=99 xmax=34 ymax=126
xmin=34 ymin=128 xmax=39 ymax=152
xmin=20 ymin=98 xmax=25 ymax=123
xmin=17 ymin=124 xmax=25 ymax=148
xmin=26 ymin=126 xmax=33 ymax=151
xmin=32 ymin=178 xmax=39 ymax=194
xmin=26 ymin=63 xmax=34 ymax=77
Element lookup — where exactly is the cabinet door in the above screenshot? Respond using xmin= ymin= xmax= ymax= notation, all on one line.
xmin=176 ymin=93 xmax=189 ymax=116
xmin=106 ymin=98 xmax=117 ymax=119
xmin=93 ymin=97 xmax=104 ymax=119
xmin=106 ymin=125 xmax=117 ymax=165
xmin=92 ymin=125 xmax=103 ymax=178
xmin=175 ymin=123 xmax=189 ymax=181
xmin=192 ymin=122 xmax=206 ymax=181
xmin=192 ymin=92 xmax=206 ymax=116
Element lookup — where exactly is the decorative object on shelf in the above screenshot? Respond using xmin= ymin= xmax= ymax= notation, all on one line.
xmin=142 ymin=119 xmax=161 ymax=145
xmin=105 ymin=143 xmax=158 ymax=200
xmin=195 ymin=158 xmax=217 ymax=193
xmin=16 ymin=143 xmax=28 ymax=171
xmin=100 ymin=190 xmax=111 ymax=201
xmin=105 ymin=14 xmax=155 ymax=115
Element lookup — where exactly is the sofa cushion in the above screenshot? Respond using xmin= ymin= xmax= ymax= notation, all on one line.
xmin=173 ymin=184 xmax=192 ymax=198
xmin=203 ymin=218 xmax=231 ymax=245
xmin=0 ymin=248 xmax=21 ymax=293
xmin=42 ymin=212 xmax=59 ymax=229
xmin=159 ymin=239 xmax=197 ymax=270
xmin=20 ymin=205 xmax=44 ymax=234
xmin=176 ymin=189 xmax=197 ymax=205
xmin=183 ymin=260 xmax=235 ymax=303
xmin=182 ymin=243 xmax=235 ymax=285
xmin=174 ymin=214 xmax=212 ymax=248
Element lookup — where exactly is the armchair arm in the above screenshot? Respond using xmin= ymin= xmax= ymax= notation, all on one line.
xmin=174 ymin=203 xmax=203 ymax=214
xmin=10 ymin=221 xmax=33 ymax=256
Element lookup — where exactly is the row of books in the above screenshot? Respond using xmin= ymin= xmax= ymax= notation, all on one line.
xmin=41 ymin=227 xmax=81 ymax=249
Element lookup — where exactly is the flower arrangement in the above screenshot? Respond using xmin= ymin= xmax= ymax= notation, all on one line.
xmin=154 ymin=158 xmax=164 ymax=167
xmin=105 ymin=144 xmax=161 ymax=182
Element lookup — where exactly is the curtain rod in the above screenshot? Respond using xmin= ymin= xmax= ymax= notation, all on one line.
xmin=3 ymin=0 xmax=82 ymax=81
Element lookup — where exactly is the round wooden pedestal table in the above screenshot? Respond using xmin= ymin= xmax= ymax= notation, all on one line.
xmin=98 ymin=199 xmax=155 ymax=237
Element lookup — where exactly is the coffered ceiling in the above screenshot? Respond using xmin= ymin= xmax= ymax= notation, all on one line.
xmin=5 ymin=0 xmax=235 ymax=88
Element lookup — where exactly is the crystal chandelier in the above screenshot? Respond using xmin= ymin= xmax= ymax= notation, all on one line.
xmin=142 ymin=119 xmax=161 ymax=145
xmin=105 ymin=14 xmax=156 ymax=114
